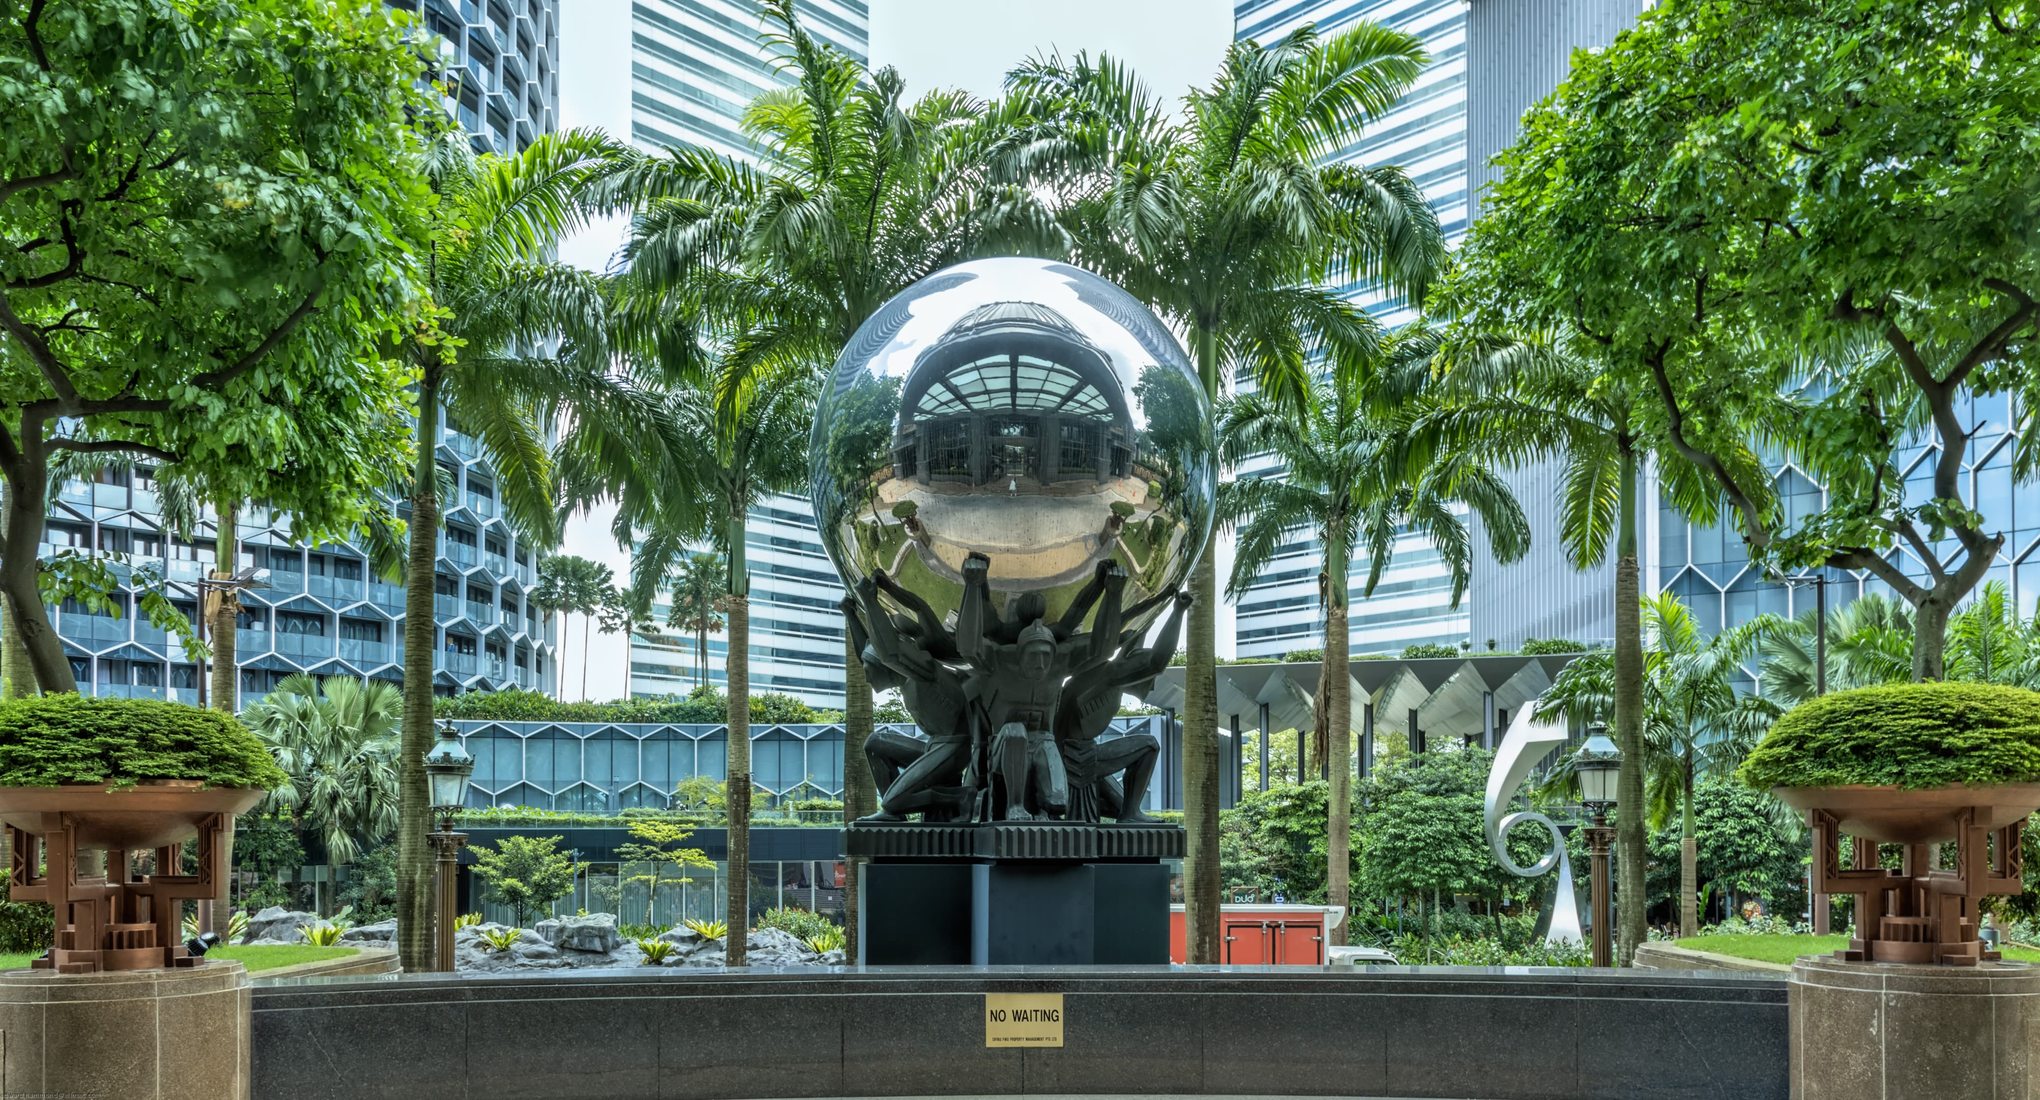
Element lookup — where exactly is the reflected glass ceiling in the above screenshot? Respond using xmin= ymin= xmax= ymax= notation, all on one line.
xmin=915 ymin=354 xmax=1112 ymax=418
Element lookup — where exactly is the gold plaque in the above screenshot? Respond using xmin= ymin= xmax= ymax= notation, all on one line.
xmin=984 ymin=993 xmax=1064 ymax=1048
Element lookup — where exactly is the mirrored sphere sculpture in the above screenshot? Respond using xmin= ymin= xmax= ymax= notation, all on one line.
xmin=810 ymin=257 xmax=1214 ymax=635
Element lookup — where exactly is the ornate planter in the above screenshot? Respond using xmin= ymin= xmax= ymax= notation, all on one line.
xmin=0 ymin=782 xmax=263 ymax=973
xmin=1775 ymin=783 xmax=2040 ymax=966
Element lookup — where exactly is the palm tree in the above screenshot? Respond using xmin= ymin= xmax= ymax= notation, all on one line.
xmin=1758 ymin=591 xmax=1915 ymax=704
xmin=244 ymin=674 xmax=403 ymax=915
xmin=1008 ymin=22 xmax=1447 ymax=962
xmin=1538 ymin=593 xmax=1779 ymax=937
xmin=605 ymin=357 xmax=813 ymax=965
xmin=597 ymin=588 xmax=656 ymax=699
xmin=389 ymin=127 xmax=640 ymax=973
xmin=601 ymin=0 xmax=1059 ymax=961
xmin=1412 ymin=328 xmax=1739 ymax=963
xmin=1216 ymin=342 xmax=1527 ymax=943
xmin=666 ymin=552 xmax=726 ymax=691
xmin=535 ymin=554 xmax=615 ymax=701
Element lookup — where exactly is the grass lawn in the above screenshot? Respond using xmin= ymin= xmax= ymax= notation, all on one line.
xmin=0 ymin=944 xmax=358 ymax=973
xmin=1677 ymin=934 xmax=2040 ymax=966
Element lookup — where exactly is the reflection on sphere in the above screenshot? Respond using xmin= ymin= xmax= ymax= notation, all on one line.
xmin=810 ymin=257 xmax=1213 ymax=636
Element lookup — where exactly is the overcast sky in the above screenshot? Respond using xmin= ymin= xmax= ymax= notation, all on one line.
xmin=869 ymin=0 xmax=1231 ymax=107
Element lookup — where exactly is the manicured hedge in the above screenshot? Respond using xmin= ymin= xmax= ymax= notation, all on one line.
xmin=1739 ymin=681 xmax=2040 ymax=790
xmin=433 ymin=687 xmax=841 ymax=725
xmin=0 ymin=694 xmax=287 ymax=790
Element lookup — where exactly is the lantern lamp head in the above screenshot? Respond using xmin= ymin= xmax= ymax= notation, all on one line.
xmin=1574 ymin=724 xmax=1622 ymax=814
xmin=424 ymin=721 xmax=475 ymax=824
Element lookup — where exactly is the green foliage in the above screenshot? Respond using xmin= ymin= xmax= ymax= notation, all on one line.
xmin=1645 ymin=779 xmax=1805 ymax=917
xmin=478 ymin=926 xmax=522 ymax=952
xmin=455 ymin=912 xmax=483 ymax=931
xmin=183 ymin=910 xmax=251 ymax=945
xmin=1520 ymin=638 xmax=1590 ymax=656
xmin=805 ymin=927 xmax=845 ymax=954
xmin=337 ymin=844 xmax=398 ymax=923
xmin=469 ymin=835 xmax=584 ymax=928
xmin=455 ymin=806 xmax=702 ymax=828
xmin=1401 ymin=643 xmax=1459 ymax=660
xmin=754 ymin=905 xmax=837 ymax=942
xmin=615 ymin=817 xmax=713 ymax=926
xmin=889 ymin=500 xmax=918 ymax=519
xmin=1282 ymin=647 xmax=1323 ymax=663
xmin=298 ymin=906 xmax=352 ymax=947
xmin=1740 ymin=682 xmax=2040 ymax=790
xmin=1109 ymin=500 xmax=1136 ymax=520
xmin=1354 ymin=749 xmax=1541 ymax=905
xmin=0 ymin=0 xmax=434 ymax=689
xmin=1386 ymin=932 xmax=1590 ymax=967
xmin=1219 ymin=782 xmax=1345 ymax=904
xmin=231 ymin=813 xmax=306 ymax=887
xmin=245 ymin=673 xmax=400 ymax=870
xmin=635 ymin=937 xmax=674 ymax=964
xmin=0 ymin=876 xmax=51 ymax=955
xmin=0 ymin=695 xmax=286 ymax=790
xmin=434 ymin=688 xmax=838 ymax=725
xmin=671 ymin=775 xmax=728 ymax=816
xmin=683 ymin=918 xmax=726 ymax=941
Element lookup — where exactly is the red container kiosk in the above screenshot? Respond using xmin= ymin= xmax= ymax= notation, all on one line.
xmin=1167 ymin=903 xmax=1346 ymax=965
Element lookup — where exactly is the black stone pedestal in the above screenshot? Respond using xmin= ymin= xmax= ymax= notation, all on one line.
xmin=852 ymin=822 xmax=1182 ymax=966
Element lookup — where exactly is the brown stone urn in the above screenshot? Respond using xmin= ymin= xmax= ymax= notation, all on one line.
xmin=1775 ymin=783 xmax=2040 ymax=966
xmin=0 ymin=782 xmax=263 ymax=973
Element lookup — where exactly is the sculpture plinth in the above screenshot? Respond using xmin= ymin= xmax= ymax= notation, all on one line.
xmin=0 ymin=783 xmax=260 ymax=973
xmin=1778 ymin=783 xmax=2040 ymax=966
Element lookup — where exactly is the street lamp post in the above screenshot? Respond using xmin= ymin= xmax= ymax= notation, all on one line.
xmin=1574 ymin=726 xmax=1622 ymax=968
xmin=423 ymin=722 xmax=475 ymax=973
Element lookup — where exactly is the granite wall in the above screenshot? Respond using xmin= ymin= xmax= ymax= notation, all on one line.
xmin=250 ymin=966 xmax=1787 ymax=1099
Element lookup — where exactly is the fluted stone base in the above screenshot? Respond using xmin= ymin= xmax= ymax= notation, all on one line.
xmin=1790 ymin=955 xmax=2040 ymax=1099
xmin=0 ymin=959 xmax=250 ymax=1100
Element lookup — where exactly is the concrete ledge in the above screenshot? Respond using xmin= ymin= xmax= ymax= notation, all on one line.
xmin=0 ymin=959 xmax=251 ymax=1100
xmin=252 ymin=965 xmax=1787 ymax=1099
xmin=250 ymin=947 xmax=398 ymax=983
xmin=1791 ymin=956 xmax=2040 ymax=1099
xmin=1634 ymin=941 xmax=1790 ymax=974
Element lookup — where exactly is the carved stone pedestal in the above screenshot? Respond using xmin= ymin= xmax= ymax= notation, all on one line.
xmin=0 ymin=959 xmax=251 ymax=1100
xmin=852 ymin=822 xmax=1183 ymax=966
xmin=1790 ymin=955 xmax=2040 ymax=1099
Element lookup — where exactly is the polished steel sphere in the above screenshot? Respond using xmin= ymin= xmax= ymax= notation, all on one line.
xmin=810 ymin=257 xmax=1213 ymax=635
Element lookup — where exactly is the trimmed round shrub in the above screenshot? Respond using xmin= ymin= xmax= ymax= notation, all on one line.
xmin=0 ymin=694 xmax=288 ymax=790
xmin=1739 ymin=682 xmax=2040 ymax=791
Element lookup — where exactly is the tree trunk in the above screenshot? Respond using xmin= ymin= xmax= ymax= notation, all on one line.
xmin=1679 ymin=756 xmax=1698 ymax=939
xmin=1913 ymin=594 xmax=1951 ymax=681
xmin=1182 ymin=329 xmax=1222 ymax=965
xmin=841 ymin=631 xmax=874 ymax=963
xmin=1323 ymin=531 xmax=1352 ymax=947
xmin=580 ymin=611 xmax=591 ymax=701
xmin=1 ymin=591 xmax=28 ymax=699
xmin=209 ymin=502 xmax=240 ymax=712
xmin=396 ymin=371 xmax=443 ymax=973
xmin=723 ymin=512 xmax=751 ymax=966
xmin=1612 ymin=446 xmax=1646 ymax=966
xmin=0 ymin=443 xmax=74 ymax=692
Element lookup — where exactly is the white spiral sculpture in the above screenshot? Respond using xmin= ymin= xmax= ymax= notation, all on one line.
xmin=1483 ymin=705 xmax=1583 ymax=947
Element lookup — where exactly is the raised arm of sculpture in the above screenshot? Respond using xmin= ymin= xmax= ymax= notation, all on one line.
xmin=1054 ymin=560 xmax=1118 ymax=638
xmin=1122 ymin=589 xmax=1191 ymax=681
xmin=858 ymin=575 xmax=941 ymax=682
xmin=873 ymin=568 xmax=959 ymax=660
xmin=840 ymin=594 xmax=906 ymax=693
xmin=1085 ymin=564 xmax=1130 ymax=666
xmin=956 ymin=552 xmax=992 ymax=661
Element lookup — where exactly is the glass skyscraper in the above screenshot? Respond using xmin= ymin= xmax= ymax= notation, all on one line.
xmin=624 ymin=1 xmax=870 ymax=707
xmin=39 ymin=0 xmax=562 ymax=707
xmin=1229 ymin=0 xmax=1472 ymax=659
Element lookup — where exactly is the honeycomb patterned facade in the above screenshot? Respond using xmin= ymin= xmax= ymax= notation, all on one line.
xmin=43 ymin=0 xmax=561 ymax=706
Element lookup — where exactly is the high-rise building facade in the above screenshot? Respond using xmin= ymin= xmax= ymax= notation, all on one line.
xmin=1461 ymin=0 xmax=1643 ymax=651
xmin=625 ymin=1 xmax=870 ymax=707
xmin=40 ymin=0 xmax=562 ymax=707
xmin=1229 ymin=0 xmax=1473 ymax=659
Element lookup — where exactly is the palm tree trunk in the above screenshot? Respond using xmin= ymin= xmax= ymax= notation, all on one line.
xmin=580 ymin=611 xmax=591 ymax=701
xmin=209 ymin=501 xmax=240 ymax=713
xmin=1323 ymin=531 xmax=1352 ymax=947
xmin=724 ymin=511 xmax=751 ymax=966
xmin=1612 ymin=444 xmax=1646 ymax=965
xmin=396 ymin=369 xmax=443 ymax=973
xmin=842 ymin=631 xmax=874 ymax=962
xmin=1679 ymin=755 xmax=1698 ymax=938
xmin=1181 ymin=329 xmax=1223 ymax=965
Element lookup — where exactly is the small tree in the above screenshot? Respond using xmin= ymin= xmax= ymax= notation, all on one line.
xmin=469 ymin=835 xmax=583 ymax=928
xmin=614 ymin=818 xmax=712 ymax=927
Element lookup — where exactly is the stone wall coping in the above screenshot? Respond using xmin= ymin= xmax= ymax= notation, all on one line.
xmin=1791 ymin=954 xmax=2040 ymax=996
xmin=0 ymin=958 xmax=248 ymax=1004
xmin=1634 ymin=941 xmax=1793 ymax=974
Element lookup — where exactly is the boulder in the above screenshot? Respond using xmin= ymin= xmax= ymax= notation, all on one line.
xmin=679 ymin=944 xmax=727 ymax=967
xmin=455 ymin=925 xmax=566 ymax=972
xmin=744 ymin=927 xmax=820 ymax=966
xmin=338 ymin=919 xmax=397 ymax=945
xmin=245 ymin=907 xmax=318 ymax=944
xmin=535 ymin=913 xmax=623 ymax=955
